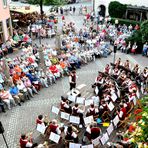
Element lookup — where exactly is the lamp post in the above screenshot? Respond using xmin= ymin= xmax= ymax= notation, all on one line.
xmin=38 ymin=25 xmax=42 ymax=45
xmin=38 ymin=0 xmax=43 ymax=45
xmin=38 ymin=46 xmax=45 ymax=71
xmin=0 ymin=121 xmax=9 ymax=148
xmin=93 ymin=0 xmax=95 ymax=12
xmin=56 ymin=33 xmax=61 ymax=50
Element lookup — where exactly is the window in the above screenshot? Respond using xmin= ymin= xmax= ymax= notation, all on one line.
xmin=6 ymin=18 xmax=11 ymax=36
xmin=3 ymin=0 xmax=7 ymax=7
xmin=0 ymin=22 xmax=4 ymax=44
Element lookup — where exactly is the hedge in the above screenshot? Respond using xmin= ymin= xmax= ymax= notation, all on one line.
xmin=111 ymin=18 xmax=140 ymax=26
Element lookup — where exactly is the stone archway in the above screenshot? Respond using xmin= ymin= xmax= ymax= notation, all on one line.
xmin=98 ymin=5 xmax=106 ymax=17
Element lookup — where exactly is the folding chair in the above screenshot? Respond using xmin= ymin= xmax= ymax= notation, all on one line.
xmin=102 ymin=111 xmax=110 ymax=122
xmin=64 ymin=139 xmax=74 ymax=148
xmin=127 ymin=103 xmax=134 ymax=115
xmin=44 ymin=125 xmax=51 ymax=137
xmin=118 ymin=117 xmax=129 ymax=128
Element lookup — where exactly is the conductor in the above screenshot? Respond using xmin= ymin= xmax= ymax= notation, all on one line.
xmin=69 ymin=71 xmax=77 ymax=90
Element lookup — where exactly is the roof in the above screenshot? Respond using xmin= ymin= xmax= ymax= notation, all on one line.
xmin=127 ymin=5 xmax=148 ymax=11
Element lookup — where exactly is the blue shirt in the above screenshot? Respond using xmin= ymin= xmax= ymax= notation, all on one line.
xmin=9 ymin=87 xmax=19 ymax=95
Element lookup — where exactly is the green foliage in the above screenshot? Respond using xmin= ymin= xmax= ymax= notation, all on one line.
xmin=28 ymin=0 xmax=40 ymax=4
xmin=28 ymin=0 xmax=67 ymax=5
xmin=46 ymin=0 xmax=67 ymax=5
xmin=140 ymin=20 xmax=148 ymax=43
xmin=111 ymin=18 xmax=140 ymax=26
xmin=137 ymin=96 xmax=148 ymax=142
xmin=108 ymin=1 xmax=127 ymax=18
xmin=126 ymin=30 xmax=143 ymax=53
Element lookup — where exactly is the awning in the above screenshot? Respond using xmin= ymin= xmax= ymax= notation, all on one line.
xmin=10 ymin=6 xmax=37 ymax=14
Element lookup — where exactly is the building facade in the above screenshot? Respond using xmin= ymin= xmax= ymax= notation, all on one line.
xmin=94 ymin=0 xmax=148 ymax=17
xmin=0 ymin=0 xmax=12 ymax=44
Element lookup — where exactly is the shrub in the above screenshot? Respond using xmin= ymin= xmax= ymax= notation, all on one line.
xmin=28 ymin=0 xmax=40 ymax=4
xmin=111 ymin=18 xmax=140 ymax=26
xmin=140 ymin=20 xmax=148 ymax=43
xmin=108 ymin=1 xmax=127 ymax=18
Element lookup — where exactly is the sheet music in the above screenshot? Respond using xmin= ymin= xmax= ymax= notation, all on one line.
xmin=85 ymin=99 xmax=94 ymax=106
xmin=82 ymin=144 xmax=94 ymax=148
xmin=61 ymin=112 xmax=70 ymax=120
xmin=69 ymin=116 xmax=80 ymax=124
xmin=111 ymin=93 xmax=117 ymax=102
xmin=36 ymin=123 xmax=46 ymax=134
xmin=49 ymin=132 xmax=60 ymax=144
xmin=69 ymin=143 xmax=82 ymax=148
xmin=92 ymin=136 xmax=101 ymax=146
xmin=51 ymin=106 xmax=60 ymax=115
xmin=106 ymin=123 xmax=114 ymax=136
xmin=68 ymin=95 xmax=76 ymax=102
xmin=84 ymin=116 xmax=94 ymax=125
xmin=113 ymin=115 xmax=120 ymax=127
xmin=76 ymin=97 xmax=85 ymax=104
xmin=100 ymin=133 xmax=109 ymax=145
xmin=107 ymin=102 xmax=115 ymax=111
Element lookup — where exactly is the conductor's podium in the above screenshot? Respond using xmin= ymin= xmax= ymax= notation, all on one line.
xmin=66 ymin=84 xmax=87 ymax=97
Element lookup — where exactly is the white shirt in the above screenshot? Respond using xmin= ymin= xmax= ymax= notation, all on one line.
xmin=17 ymin=82 xmax=27 ymax=92
xmin=92 ymin=96 xmax=100 ymax=105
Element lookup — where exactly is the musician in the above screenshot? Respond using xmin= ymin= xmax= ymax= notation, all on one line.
xmin=83 ymin=123 xmax=101 ymax=142
xmin=115 ymin=58 xmax=122 ymax=66
xmin=129 ymin=91 xmax=137 ymax=105
xmin=141 ymin=68 xmax=148 ymax=94
xmin=118 ymin=71 xmax=127 ymax=83
xmin=60 ymin=97 xmax=72 ymax=114
xmin=86 ymin=104 xmax=99 ymax=117
xmin=128 ymin=83 xmax=137 ymax=94
xmin=124 ymin=60 xmax=131 ymax=69
xmin=91 ymin=123 xmax=101 ymax=139
xmin=95 ymin=72 xmax=104 ymax=86
xmin=117 ymin=104 xmax=127 ymax=121
xmin=113 ymin=67 xmax=120 ymax=79
xmin=122 ymin=99 xmax=132 ymax=112
xmin=65 ymin=125 xmax=78 ymax=143
xmin=104 ymin=64 xmax=111 ymax=74
xmin=36 ymin=115 xmax=44 ymax=125
xmin=20 ymin=134 xmax=38 ymax=148
xmin=99 ymin=100 xmax=108 ymax=116
xmin=49 ymin=119 xmax=61 ymax=135
xmin=72 ymin=103 xmax=84 ymax=126
xmin=132 ymin=64 xmax=140 ymax=75
xmin=103 ymin=93 xmax=111 ymax=102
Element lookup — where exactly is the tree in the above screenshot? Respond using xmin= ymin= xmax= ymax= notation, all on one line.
xmin=126 ymin=30 xmax=143 ymax=53
xmin=28 ymin=0 xmax=66 ymax=5
xmin=28 ymin=0 xmax=40 ymax=4
xmin=140 ymin=20 xmax=148 ymax=43
xmin=108 ymin=1 xmax=127 ymax=18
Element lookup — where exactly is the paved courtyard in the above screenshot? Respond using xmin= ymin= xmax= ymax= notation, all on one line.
xmin=0 ymin=2 xmax=148 ymax=148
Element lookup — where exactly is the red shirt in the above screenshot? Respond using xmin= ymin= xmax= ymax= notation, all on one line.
xmin=36 ymin=119 xmax=43 ymax=125
xmin=49 ymin=124 xmax=58 ymax=133
xmin=121 ymin=107 xmax=127 ymax=119
xmin=19 ymin=138 xmax=28 ymax=148
xmin=49 ymin=65 xmax=58 ymax=74
xmin=91 ymin=127 xmax=100 ymax=139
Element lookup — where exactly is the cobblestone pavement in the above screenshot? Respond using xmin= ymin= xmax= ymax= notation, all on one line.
xmin=0 ymin=4 xmax=148 ymax=148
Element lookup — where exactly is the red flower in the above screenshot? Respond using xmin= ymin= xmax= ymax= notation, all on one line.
xmin=134 ymin=109 xmax=142 ymax=115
